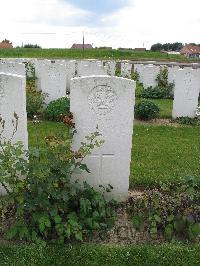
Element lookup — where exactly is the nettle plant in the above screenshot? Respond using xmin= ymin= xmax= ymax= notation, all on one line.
xmin=128 ymin=176 xmax=200 ymax=242
xmin=0 ymin=114 xmax=116 ymax=245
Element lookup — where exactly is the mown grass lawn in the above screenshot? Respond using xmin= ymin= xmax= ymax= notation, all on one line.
xmin=28 ymin=121 xmax=200 ymax=188
xmin=0 ymin=243 xmax=199 ymax=266
xmin=131 ymin=123 xmax=200 ymax=187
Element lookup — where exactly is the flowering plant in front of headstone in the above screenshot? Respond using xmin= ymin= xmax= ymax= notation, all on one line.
xmin=0 ymin=114 xmax=116 ymax=245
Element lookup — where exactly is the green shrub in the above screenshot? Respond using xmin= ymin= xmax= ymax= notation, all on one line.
xmin=128 ymin=176 xmax=200 ymax=242
xmin=44 ymin=97 xmax=70 ymax=121
xmin=24 ymin=62 xmax=36 ymax=80
xmin=131 ymin=70 xmax=140 ymax=82
xmin=135 ymin=82 xmax=144 ymax=98
xmin=135 ymin=100 xmax=160 ymax=120
xmin=174 ymin=117 xmax=200 ymax=126
xmin=0 ymin=116 xmax=116 ymax=244
xmin=25 ymin=63 xmax=46 ymax=119
xmin=141 ymin=67 xmax=174 ymax=99
xmin=141 ymin=85 xmax=170 ymax=99
xmin=26 ymin=79 xmax=46 ymax=119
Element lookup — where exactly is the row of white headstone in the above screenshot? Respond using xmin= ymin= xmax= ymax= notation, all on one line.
xmin=134 ymin=63 xmax=200 ymax=118
xmin=0 ymin=59 xmax=200 ymax=201
xmin=0 ymin=67 xmax=135 ymax=201
xmin=1 ymin=59 xmax=200 ymax=118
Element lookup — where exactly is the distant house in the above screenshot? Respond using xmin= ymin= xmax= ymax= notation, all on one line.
xmin=180 ymin=45 xmax=200 ymax=58
xmin=118 ymin=48 xmax=134 ymax=51
xmin=99 ymin=46 xmax=112 ymax=50
xmin=0 ymin=39 xmax=13 ymax=49
xmin=71 ymin=44 xmax=93 ymax=49
xmin=134 ymin=48 xmax=146 ymax=52
xmin=161 ymin=50 xmax=180 ymax=55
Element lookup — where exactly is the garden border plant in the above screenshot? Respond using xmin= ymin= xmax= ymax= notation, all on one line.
xmin=141 ymin=67 xmax=175 ymax=99
xmin=128 ymin=176 xmax=200 ymax=242
xmin=44 ymin=96 xmax=70 ymax=121
xmin=134 ymin=99 xmax=160 ymax=120
xmin=0 ymin=113 xmax=116 ymax=245
xmin=25 ymin=63 xmax=46 ymax=119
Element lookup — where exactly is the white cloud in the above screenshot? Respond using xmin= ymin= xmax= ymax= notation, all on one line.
xmin=0 ymin=0 xmax=199 ymax=49
xmin=100 ymin=0 xmax=200 ymax=48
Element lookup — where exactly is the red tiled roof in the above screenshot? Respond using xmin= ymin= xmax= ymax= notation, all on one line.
xmin=71 ymin=44 xmax=93 ymax=49
xmin=180 ymin=45 xmax=200 ymax=55
xmin=0 ymin=42 xmax=13 ymax=48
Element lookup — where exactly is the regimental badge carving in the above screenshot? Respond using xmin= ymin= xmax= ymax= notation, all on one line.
xmin=88 ymin=85 xmax=118 ymax=116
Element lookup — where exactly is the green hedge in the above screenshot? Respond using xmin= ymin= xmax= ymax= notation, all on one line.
xmin=0 ymin=244 xmax=199 ymax=265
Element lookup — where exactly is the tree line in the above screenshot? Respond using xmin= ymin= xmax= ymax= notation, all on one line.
xmin=150 ymin=42 xmax=200 ymax=52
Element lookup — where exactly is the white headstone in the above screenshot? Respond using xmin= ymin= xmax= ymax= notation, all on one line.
xmin=172 ymin=68 xmax=200 ymax=118
xmin=66 ymin=60 xmax=76 ymax=92
xmin=134 ymin=64 xmax=160 ymax=89
xmin=35 ymin=60 xmax=51 ymax=90
xmin=76 ymin=60 xmax=107 ymax=77
xmin=70 ymin=75 xmax=135 ymax=201
xmin=105 ymin=61 xmax=116 ymax=76
xmin=0 ymin=62 xmax=25 ymax=76
xmin=121 ymin=62 xmax=132 ymax=78
xmin=37 ymin=62 xmax=67 ymax=104
xmin=0 ymin=73 xmax=28 ymax=195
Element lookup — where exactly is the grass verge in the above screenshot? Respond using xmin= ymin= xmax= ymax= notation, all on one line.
xmin=0 ymin=243 xmax=199 ymax=266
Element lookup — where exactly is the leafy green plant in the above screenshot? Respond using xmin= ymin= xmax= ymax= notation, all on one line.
xmin=141 ymin=67 xmax=174 ymax=99
xmin=24 ymin=62 xmax=36 ymax=80
xmin=134 ymin=100 xmax=160 ymax=120
xmin=131 ymin=70 xmax=140 ymax=82
xmin=115 ymin=65 xmax=121 ymax=77
xmin=25 ymin=64 xmax=46 ymax=119
xmin=0 ymin=115 xmax=116 ymax=244
xmin=173 ymin=116 xmax=200 ymax=126
xmin=44 ymin=97 xmax=70 ymax=121
xmin=128 ymin=176 xmax=200 ymax=242
xmin=135 ymin=82 xmax=144 ymax=98
xmin=26 ymin=80 xmax=46 ymax=119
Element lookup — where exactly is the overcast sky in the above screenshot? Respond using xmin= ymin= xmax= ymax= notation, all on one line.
xmin=0 ymin=0 xmax=199 ymax=49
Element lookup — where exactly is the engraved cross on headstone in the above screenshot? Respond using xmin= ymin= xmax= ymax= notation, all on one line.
xmin=89 ymin=152 xmax=115 ymax=183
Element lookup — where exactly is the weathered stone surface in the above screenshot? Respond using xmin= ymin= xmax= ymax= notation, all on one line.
xmin=0 ymin=73 xmax=28 ymax=194
xmin=70 ymin=75 xmax=135 ymax=201
xmin=134 ymin=63 xmax=160 ymax=89
xmin=0 ymin=62 xmax=25 ymax=76
xmin=76 ymin=60 xmax=107 ymax=77
xmin=34 ymin=59 xmax=51 ymax=91
xmin=0 ymin=73 xmax=27 ymax=147
xmin=121 ymin=62 xmax=132 ymax=79
xmin=172 ymin=68 xmax=200 ymax=118
xmin=66 ymin=60 xmax=76 ymax=92
xmin=35 ymin=61 xmax=67 ymax=104
xmin=104 ymin=61 xmax=116 ymax=76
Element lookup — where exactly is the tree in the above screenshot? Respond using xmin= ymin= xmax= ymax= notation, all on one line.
xmin=2 ymin=39 xmax=11 ymax=44
xmin=150 ymin=42 xmax=183 ymax=52
xmin=23 ymin=44 xmax=41 ymax=48
xmin=150 ymin=43 xmax=163 ymax=52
